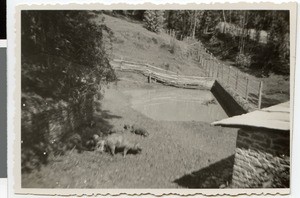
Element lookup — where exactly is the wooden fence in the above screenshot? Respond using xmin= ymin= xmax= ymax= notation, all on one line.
xmin=111 ymin=59 xmax=215 ymax=90
xmin=110 ymin=37 xmax=263 ymax=109
xmin=189 ymin=42 xmax=263 ymax=109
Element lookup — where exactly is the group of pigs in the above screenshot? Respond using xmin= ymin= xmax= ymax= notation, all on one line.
xmin=85 ymin=124 xmax=149 ymax=157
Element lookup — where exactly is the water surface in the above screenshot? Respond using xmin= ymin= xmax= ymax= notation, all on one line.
xmin=123 ymin=88 xmax=228 ymax=123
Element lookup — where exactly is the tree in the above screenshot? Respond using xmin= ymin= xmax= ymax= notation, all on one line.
xmin=143 ymin=10 xmax=165 ymax=33
xmin=21 ymin=11 xmax=116 ymax=172
xmin=164 ymin=10 xmax=205 ymax=39
xmin=22 ymin=11 xmax=116 ymax=102
xmin=191 ymin=10 xmax=290 ymax=75
xmin=191 ymin=11 xmax=204 ymax=39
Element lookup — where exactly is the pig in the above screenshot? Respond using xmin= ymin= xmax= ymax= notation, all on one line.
xmin=99 ymin=133 xmax=142 ymax=157
xmin=65 ymin=133 xmax=85 ymax=153
xmin=125 ymin=124 xmax=149 ymax=137
xmin=86 ymin=134 xmax=102 ymax=151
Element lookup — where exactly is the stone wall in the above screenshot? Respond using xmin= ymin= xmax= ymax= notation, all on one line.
xmin=232 ymin=127 xmax=290 ymax=188
xmin=21 ymin=93 xmax=95 ymax=172
xmin=211 ymin=81 xmax=253 ymax=117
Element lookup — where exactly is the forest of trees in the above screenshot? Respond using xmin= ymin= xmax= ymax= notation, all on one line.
xmin=108 ymin=10 xmax=290 ymax=76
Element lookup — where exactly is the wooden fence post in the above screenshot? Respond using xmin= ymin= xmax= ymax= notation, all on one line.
xmin=245 ymin=77 xmax=249 ymax=101
xmin=120 ymin=60 xmax=124 ymax=71
xmin=205 ymin=60 xmax=208 ymax=76
xmin=227 ymin=66 xmax=231 ymax=85
xmin=207 ymin=60 xmax=210 ymax=77
xmin=258 ymin=81 xmax=263 ymax=109
xmin=235 ymin=70 xmax=239 ymax=90
xmin=207 ymin=62 xmax=209 ymax=77
xmin=212 ymin=59 xmax=215 ymax=78
xmin=221 ymin=64 xmax=224 ymax=81
xmin=148 ymin=73 xmax=152 ymax=83
xmin=200 ymin=56 xmax=202 ymax=66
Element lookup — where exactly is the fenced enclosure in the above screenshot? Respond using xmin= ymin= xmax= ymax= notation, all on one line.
xmin=110 ymin=28 xmax=264 ymax=110
xmin=111 ymin=49 xmax=263 ymax=110
xmin=188 ymin=42 xmax=263 ymax=109
xmin=163 ymin=28 xmax=265 ymax=109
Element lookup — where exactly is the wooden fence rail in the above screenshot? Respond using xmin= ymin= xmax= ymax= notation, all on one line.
xmin=111 ymin=59 xmax=215 ymax=90
xmin=111 ymin=38 xmax=263 ymax=109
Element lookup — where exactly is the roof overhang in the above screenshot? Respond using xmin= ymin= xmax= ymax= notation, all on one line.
xmin=212 ymin=101 xmax=290 ymax=131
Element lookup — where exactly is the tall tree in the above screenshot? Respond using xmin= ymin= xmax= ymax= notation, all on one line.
xmin=21 ymin=11 xmax=116 ymax=171
xmin=22 ymin=11 xmax=116 ymax=101
xmin=143 ymin=10 xmax=165 ymax=33
xmin=191 ymin=11 xmax=204 ymax=39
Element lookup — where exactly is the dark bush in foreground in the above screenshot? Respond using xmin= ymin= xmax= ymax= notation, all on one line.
xmin=21 ymin=11 xmax=116 ymax=172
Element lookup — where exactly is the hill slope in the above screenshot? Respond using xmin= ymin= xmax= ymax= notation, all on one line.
xmin=96 ymin=14 xmax=290 ymax=107
xmin=98 ymin=14 xmax=204 ymax=76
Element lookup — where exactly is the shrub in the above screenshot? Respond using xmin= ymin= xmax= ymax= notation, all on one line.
xmin=235 ymin=53 xmax=252 ymax=68
xmin=160 ymin=42 xmax=177 ymax=54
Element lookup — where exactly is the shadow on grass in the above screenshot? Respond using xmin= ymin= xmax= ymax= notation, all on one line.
xmin=248 ymin=93 xmax=284 ymax=109
xmin=21 ymin=98 xmax=123 ymax=173
xmin=92 ymin=108 xmax=123 ymax=134
xmin=173 ymin=155 xmax=235 ymax=188
xmin=230 ymin=64 xmax=266 ymax=78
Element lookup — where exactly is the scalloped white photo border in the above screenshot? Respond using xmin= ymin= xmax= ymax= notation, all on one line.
xmin=8 ymin=2 xmax=298 ymax=197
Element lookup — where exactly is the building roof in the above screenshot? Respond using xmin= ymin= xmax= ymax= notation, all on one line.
xmin=212 ymin=101 xmax=290 ymax=131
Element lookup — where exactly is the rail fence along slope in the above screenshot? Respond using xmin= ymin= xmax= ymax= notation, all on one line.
xmin=188 ymin=41 xmax=263 ymax=109
xmin=111 ymin=59 xmax=214 ymax=89
xmin=110 ymin=34 xmax=263 ymax=109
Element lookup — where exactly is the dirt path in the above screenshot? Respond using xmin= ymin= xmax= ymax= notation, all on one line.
xmin=22 ymin=72 xmax=237 ymax=188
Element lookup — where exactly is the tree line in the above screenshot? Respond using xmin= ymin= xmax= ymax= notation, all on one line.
xmin=108 ymin=10 xmax=290 ymax=76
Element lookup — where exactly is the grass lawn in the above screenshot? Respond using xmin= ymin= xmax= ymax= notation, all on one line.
xmin=22 ymin=72 xmax=238 ymax=188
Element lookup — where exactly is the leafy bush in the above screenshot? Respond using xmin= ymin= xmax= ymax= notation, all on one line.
xmin=143 ymin=10 xmax=165 ymax=33
xmin=235 ymin=53 xmax=252 ymax=68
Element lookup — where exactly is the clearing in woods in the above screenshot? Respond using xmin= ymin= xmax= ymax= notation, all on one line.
xmin=103 ymin=14 xmax=289 ymax=108
xmin=22 ymin=13 xmax=289 ymax=188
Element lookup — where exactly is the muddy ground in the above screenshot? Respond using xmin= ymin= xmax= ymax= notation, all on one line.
xmin=22 ymin=72 xmax=238 ymax=188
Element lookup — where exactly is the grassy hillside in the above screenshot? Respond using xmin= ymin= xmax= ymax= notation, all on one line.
xmin=97 ymin=14 xmax=290 ymax=107
xmin=98 ymin=14 xmax=204 ymax=76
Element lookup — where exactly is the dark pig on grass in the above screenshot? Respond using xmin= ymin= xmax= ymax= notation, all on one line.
xmin=65 ymin=133 xmax=85 ymax=153
xmin=125 ymin=124 xmax=149 ymax=137
xmin=99 ymin=133 xmax=142 ymax=157
xmin=86 ymin=134 xmax=102 ymax=151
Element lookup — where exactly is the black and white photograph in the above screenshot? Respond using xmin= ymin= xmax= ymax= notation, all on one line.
xmin=18 ymin=5 xmax=295 ymax=194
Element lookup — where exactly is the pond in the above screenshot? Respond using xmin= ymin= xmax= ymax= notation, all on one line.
xmin=123 ymin=88 xmax=228 ymax=123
